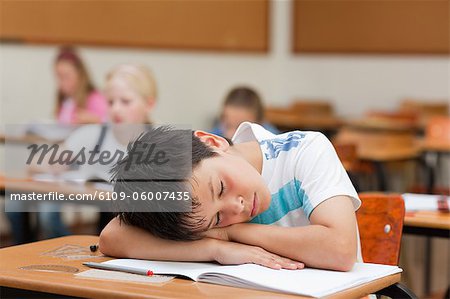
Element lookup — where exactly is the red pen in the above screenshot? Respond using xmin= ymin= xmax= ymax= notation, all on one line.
xmin=83 ymin=262 xmax=154 ymax=276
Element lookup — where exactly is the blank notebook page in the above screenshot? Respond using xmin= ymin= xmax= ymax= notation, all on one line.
xmin=104 ymin=259 xmax=402 ymax=298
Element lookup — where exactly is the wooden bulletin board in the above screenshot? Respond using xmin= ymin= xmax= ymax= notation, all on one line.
xmin=0 ymin=0 xmax=269 ymax=52
xmin=293 ymin=0 xmax=449 ymax=54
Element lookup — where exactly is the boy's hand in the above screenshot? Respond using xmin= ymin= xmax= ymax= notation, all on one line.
xmin=212 ymin=239 xmax=304 ymax=270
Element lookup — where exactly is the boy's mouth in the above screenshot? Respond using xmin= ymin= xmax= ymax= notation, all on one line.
xmin=251 ymin=193 xmax=258 ymax=217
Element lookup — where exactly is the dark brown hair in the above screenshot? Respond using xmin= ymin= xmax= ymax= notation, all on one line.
xmin=54 ymin=47 xmax=95 ymax=115
xmin=112 ymin=126 xmax=218 ymax=241
xmin=223 ymin=86 xmax=264 ymax=122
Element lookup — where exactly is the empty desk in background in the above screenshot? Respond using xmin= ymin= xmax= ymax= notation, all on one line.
xmin=404 ymin=210 xmax=450 ymax=238
xmin=333 ymin=126 xmax=420 ymax=191
xmin=265 ymin=106 xmax=343 ymax=137
xmin=344 ymin=117 xmax=419 ymax=134
xmin=403 ymin=193 xmax=450 ymax=297
xmin=417 ymin=117 xmax=450 ymax=194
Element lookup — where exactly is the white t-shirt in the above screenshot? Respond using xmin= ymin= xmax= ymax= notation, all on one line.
xmin=232 ymin=122 xmax=362 ymax=261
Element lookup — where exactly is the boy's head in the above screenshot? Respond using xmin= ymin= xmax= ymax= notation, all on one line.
xmin=221 ymin=87 xmax=265 ymax=139
xmin=113 ymin=126 xmax=271 ymax=241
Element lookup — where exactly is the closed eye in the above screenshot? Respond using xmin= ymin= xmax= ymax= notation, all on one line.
xmin=214 ymin=180 xmax=225 ymax=227
xmin=219 ymin=181 xmax=225 ymax=197
xmin=215 ymin=212 xmax=221 ymax=226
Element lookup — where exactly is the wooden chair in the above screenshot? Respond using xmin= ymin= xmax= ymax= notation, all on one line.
xmin=333 ymin=143 xmax=365 ymax=192
xmin=425 ymin=116 xmax=450 ymax=144
xmin=334 ymin=143 xmax=359 ymax=173
xmin=357 ymin=193 xmax=418 ymax=298
xmin=357 ymin=193 xmax=405 ymax=265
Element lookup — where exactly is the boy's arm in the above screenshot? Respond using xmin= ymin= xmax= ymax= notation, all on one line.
xmin=206 ymin=195 xmax=358 ymax=271
xmin=99 ymin=217 xmax=303 ymax=270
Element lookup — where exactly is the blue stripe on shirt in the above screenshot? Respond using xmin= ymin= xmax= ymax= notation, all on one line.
xmin=250 ymin=179 xmax=309 ymax=224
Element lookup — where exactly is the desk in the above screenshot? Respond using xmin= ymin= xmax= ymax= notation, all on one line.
xmin=417 ymin=138 xmax=450 ymax=194
xmin=0 ymin=235 xmax=401 ymax=299
xmin=0 ymin=174 xmax=5 ymax=192
xmin=0 ymin=133 xmax=65 ymax=145
xmin=345 ymin=119 xmax=419 ymax=133
xmin=403 ymin=210 xmax=450 ymax=296
xmin=333 ymin=127 xmax=420 ymax=191
xmin=419 ymin=139 xmax=450 ymax=153
xmin=360 ymin=147 xmax=420 ymax=192
xmin=404 ymin=211 xmax=450 ymax=238
xmin=265 ymin=108 xmax=342 ymax=136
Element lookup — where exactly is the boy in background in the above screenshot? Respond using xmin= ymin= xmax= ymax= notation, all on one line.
xmin=100 ymin=122 xmax=361 ymax=271
xmin=211 ymin=86 xmax=278 ymax=140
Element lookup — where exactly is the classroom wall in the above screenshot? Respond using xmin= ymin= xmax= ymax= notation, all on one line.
xmin=1 ymin=0 xmax=448 ymax=131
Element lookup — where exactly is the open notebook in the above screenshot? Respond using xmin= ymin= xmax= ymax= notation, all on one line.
xmin=102 ymin=259 xmax=401 ymax=297
xmin=403 ymin=193 xmax=450 ymax=212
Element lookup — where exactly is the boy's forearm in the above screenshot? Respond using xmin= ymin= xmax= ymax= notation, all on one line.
xmin=99 ymin=218 xmax=305 ymax=270
xmin=99 ymin=217 xmax=218 ymax=262
xmin=227 ymin=223 xmax=356 ymax=271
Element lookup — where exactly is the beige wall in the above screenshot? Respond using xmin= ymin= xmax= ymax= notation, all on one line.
xmin=1 ymin=1 xmax=448 ymax=130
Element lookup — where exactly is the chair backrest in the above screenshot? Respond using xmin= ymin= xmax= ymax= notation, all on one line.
xmin=333 ymin=143 xmax=358 ymax=172
xmin=425 ymin=116 xmax=450 ymax=143
xmin=356 ymin=193 xmax=405 ymax=266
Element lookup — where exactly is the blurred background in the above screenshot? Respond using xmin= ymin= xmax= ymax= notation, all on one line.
xmin=0 ymin=0 xmax=449 ymax=298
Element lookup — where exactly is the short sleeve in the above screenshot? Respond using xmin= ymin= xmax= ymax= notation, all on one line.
xmin=294 ymin=133 xmax=360 ymax=218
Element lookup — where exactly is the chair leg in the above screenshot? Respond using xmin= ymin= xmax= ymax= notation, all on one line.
xmin=375 ymin=283 xmax=418 ymax=299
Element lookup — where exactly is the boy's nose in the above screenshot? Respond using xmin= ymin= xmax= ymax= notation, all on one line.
xmin=227 ymin=196 xmax=245 ymax=215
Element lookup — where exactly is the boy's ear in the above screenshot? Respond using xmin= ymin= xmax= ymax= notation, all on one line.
xmin=194 ymin=131 xmax=230 ymax=151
